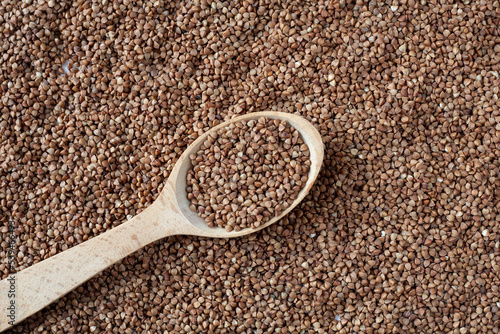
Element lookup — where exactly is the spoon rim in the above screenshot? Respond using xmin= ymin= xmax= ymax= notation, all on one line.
xmin=161 ymin=111 xmax=324 ymax=238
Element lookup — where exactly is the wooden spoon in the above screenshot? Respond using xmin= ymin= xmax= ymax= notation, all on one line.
xmin=0 ymin=111 xmax=324 ymax=331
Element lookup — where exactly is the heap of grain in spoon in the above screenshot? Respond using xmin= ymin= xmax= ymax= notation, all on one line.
xmin=186 ymin=116 xmax=310 ymax=231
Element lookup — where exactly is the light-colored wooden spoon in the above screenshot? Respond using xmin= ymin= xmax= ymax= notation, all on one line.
xmin=0 ymin=111 xmax=324 ymax=331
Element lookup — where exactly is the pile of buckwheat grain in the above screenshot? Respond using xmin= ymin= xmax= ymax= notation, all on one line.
xmin=186 ymin=117 xmax=310 ymax=231
xmin=1 ymin=0 xmax=499 ymax=333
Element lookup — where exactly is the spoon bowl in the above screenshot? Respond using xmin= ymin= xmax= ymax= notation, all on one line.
xmin=0 ymin=111 xmax=324 ymax=331
xmin=165 ymin=111 xmax=324 ymax=238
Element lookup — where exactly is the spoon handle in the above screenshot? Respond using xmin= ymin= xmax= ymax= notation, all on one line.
xmin=0 ymin=203 xmax=172 ymax=331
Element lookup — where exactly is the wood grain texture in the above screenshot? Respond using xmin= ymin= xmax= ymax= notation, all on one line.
xmin=0 ymin=111 xmax=324 ymax=331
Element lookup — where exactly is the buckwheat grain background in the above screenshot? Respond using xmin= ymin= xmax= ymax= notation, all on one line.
xmin=1 ymin=0 xmax=499 ymax=333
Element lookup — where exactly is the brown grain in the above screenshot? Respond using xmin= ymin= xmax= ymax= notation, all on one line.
xmin=186 ymin=117 xmax=310 ymax=231
xmin=1 ymin=0 xmax=499 ymax=333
